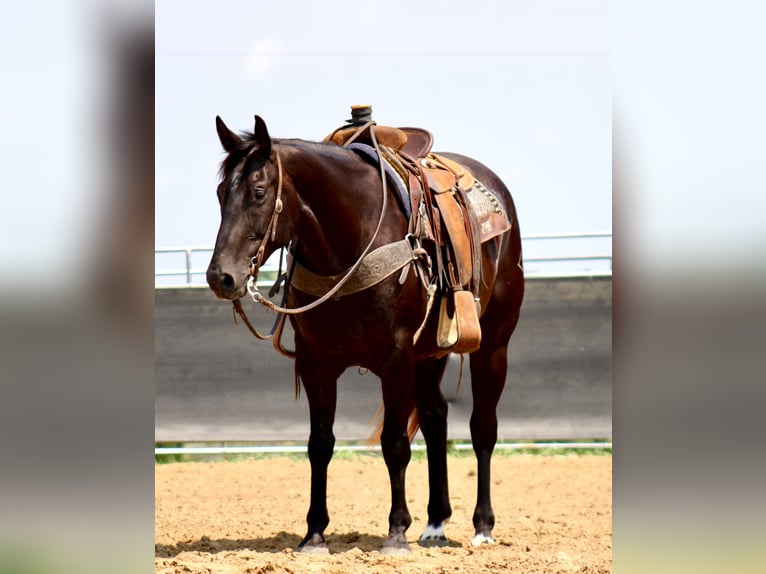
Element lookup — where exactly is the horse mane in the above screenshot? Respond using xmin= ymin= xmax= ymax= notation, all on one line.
xmin=274 ymin=138 xmax=358 ymax=162
xmin=218 ymin=134 xmax=354 ymax=180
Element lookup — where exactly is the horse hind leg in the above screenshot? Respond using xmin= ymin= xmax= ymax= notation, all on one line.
xmin=468 ymin=341 xmax=511 ymax=546
xmin=379 ymin=412 xmax=414 ymax=555
xmin=413 ymin=356 xmax=453 ymax=548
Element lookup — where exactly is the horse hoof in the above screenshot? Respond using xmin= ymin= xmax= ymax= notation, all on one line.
xmin=380 ymin=544 xmax=412 ymax=556
xmin=299 ymin=533 xmax=329 ymax=554
xmin=471 ymin=532 xmax=496 ymax=547
xmin=381 ymin=532 xmax=412 ymax=555
xmin=418 ymin=523 xmax=449 ymax=548
xmin=418 ymin=536 xmax=448 ymax=548
xmin=300 ymin=544 xmax=329 ymax=555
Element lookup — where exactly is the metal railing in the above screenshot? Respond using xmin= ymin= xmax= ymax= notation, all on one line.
xmin=155 ymin=232 xmax=611 ymax=287
xmin=520 ymin=232 xmax=612 ymax=279
xmin=155 ymin=441 xmax=612 ymax=456
xmin=155 ymin=246 xmax=221 ymax=286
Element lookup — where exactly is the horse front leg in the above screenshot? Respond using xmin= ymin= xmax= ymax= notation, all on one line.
xmin=379 ymin=348 xmax=415 ymax=555
xmin=297 ymin=358 xmax=341 ymax=554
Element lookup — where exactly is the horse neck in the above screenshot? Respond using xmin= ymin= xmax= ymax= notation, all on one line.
xmin=278 ymin=141 xmax=389 ymax=272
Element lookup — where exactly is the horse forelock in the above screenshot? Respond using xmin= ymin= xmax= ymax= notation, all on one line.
xmin=218 ymin=145 xmax=248 ymax=181
xmin=218 ymin=130 xmax=265 ymax=180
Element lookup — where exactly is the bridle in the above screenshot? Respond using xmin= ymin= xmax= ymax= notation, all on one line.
xmin=248 ymin=151 xmax=284 ymax=275
xmin=232 ymin=123 xmax=391 ymax=348
xmin=244 ymin=125 xmax=389 ymax=314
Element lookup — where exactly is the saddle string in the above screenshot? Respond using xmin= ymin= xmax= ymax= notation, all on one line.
xmin=246 ymin=124 xmax=390 ymax=315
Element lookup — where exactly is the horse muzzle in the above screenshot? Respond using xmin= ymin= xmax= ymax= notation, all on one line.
xmin=206 ymin=261 xmax=249 ymax=301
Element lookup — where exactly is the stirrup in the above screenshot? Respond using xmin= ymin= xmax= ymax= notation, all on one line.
xmin=437 ymin=289 xmax=481 ymax=353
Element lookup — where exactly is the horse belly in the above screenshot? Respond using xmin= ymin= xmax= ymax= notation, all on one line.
xmin=291 ymin=280 xmax=425 ymax=370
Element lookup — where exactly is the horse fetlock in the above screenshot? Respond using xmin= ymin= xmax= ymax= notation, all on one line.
xmin=472 ymin=506 xmax=495 ymax=531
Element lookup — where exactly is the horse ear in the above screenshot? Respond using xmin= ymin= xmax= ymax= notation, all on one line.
xmin=253 ymin=115 xmax=272 ymax=156
xmin=216 ymin=115 xmax=241 ymax=152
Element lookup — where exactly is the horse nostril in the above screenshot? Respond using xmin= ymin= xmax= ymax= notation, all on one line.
xmin=222 ymin=273 xmax=235 ymax=291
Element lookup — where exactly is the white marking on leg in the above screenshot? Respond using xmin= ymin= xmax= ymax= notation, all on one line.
xmin=420 ymin=523 xmax=445 ymax=540
xmin=471 ymin=533 xmax=495 ymax=546
xmin=418 ymin=522 xmax=449 ymax=547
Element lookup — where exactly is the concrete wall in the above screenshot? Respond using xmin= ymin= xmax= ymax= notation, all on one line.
xmin=155 ymin=277 xmax=611 ymax=442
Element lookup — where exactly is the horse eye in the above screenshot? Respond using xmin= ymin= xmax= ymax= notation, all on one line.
xmin=253 ymin=187 xmax=267 ymax=204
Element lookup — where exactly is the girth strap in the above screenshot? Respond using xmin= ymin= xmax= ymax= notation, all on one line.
xmin=290 ymin=238 xmax=425 ymax=298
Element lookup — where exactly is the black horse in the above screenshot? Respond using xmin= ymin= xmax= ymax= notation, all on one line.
xmin=207 ymin=113 xmax=524 ymax=554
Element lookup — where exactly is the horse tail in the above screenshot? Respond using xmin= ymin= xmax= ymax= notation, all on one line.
xmin=366 ymin=403 xmax=420 ymax=447
xmin=407 ymin=410 xmax=421 ymax=443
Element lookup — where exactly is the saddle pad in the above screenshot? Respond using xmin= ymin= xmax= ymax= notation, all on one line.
xmin=347 ymin=143 xmax=412 ymax=219
xmin=466 ymin=179 xmax=512 ymax=242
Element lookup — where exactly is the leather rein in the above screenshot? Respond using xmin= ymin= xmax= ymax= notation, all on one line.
xmin=231 ymin=123 xmax=392 ymax=352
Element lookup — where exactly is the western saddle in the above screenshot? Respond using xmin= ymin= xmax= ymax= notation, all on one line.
xmin=307 ymin=105 xmax=511 ymax=353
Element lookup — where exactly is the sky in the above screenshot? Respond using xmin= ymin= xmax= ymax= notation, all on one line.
xmin=3 ymin=1 xmax=764 ymax=286
xmin=155 ymin=0 xmax=612 ymax=278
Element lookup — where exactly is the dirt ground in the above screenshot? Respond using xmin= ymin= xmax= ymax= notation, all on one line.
xmin=155 ymin=453 xmax=611 ymax=573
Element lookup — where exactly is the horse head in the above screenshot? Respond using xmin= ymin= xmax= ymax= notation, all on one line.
xmin=207 ymin=115 xmax=289 ymax=300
